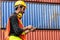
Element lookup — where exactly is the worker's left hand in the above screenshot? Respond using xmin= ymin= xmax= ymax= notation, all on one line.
xmin=22 ymin=25 xmax=36 ymax=34
xmin=27 ymin=25 xmax=36 ymax=31
xmin=30 ymin=27 xmax=36 ymax=32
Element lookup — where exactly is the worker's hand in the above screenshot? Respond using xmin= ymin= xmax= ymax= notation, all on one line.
xmin=22 ymin=25 xmax=32 ymax=31
xmin=22 ymin=26 xmax=36 ymax=34
xmin=22 ymin=25 xmax=36 ymax=34
xmin=30 ymin=27 xmax=36 ymax=32
xmin=25 ymin=30 xmax=30 ymax=34
xmin=27 ymin=25 xmax=33 ymax=30
xmin=22 ymin=27 xmax=28 ymax=31
xmin=22 ymin=30 xmax=30 ymax=34
xmin=27 ymin=25 xmax=36 ymax=32
xmin=26 ymin=25 xmax=36 ymax=32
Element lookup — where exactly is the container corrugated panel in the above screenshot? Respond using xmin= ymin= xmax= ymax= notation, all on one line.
xmin=0 ymin=31 xmax=1 ymax=40
xmin=2 ymin=1 xmax=60 ymax=29
xmin=24 ymin=0 xmax=60 ymax=3
xmin=0 ymin=2 xmax=2 ymax=28
xmin=0 ymin=30 xmax=60 ymax=40
xmin=2 ymin=0 xmax=60 ymax=3
xmin=0 ymin=30 xmax=4 ymax=40
xmin=26 ymin=30 xmax=60 ymax=40
xmin=2 ymin=1 xmax=15 ymax=28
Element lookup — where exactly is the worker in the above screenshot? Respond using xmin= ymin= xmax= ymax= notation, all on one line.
xmin=4 ymin=1 xmax=36 ymax=40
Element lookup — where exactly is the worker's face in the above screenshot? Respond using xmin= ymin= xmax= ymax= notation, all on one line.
xmin=18 ymin=5 xmax=26 ymax=14
xmin=17 ymin=5 xmax=26 ymax=19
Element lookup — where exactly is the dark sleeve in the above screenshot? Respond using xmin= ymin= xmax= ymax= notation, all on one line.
xmin=10 ymin=15 xmax=23 ymax=35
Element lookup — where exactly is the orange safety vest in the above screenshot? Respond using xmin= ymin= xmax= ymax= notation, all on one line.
xmin=4 ymin=18 xmax=26 ymax=40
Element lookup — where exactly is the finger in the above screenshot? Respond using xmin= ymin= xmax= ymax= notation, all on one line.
xmin=27 ymin=25 xmax=33 ymax=29
xmin=30 ymin=27 xmax=37 ymax=31
xmin=22 ymin=27 xmax=28 ymax=31
xmin=24 ymin=30 xmax=30 ymax=34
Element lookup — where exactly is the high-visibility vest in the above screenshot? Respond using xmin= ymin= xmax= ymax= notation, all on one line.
xmin=4 ymin=18 xmax=26 ymax=40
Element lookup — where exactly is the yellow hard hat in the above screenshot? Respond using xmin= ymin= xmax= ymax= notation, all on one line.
xmin=15 ymin=1 xmax=26 ymax=7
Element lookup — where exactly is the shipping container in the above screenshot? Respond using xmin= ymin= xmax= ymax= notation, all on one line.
xmin=2 ymin=1 xmax=60 ymax=29
xmin=0 ymin=30 xmax=60 ymax=40
xmin=24 ymin=0 xmax=60 ymax=3
xmin=2 ymin=0 xmax=60 ymax=4
xmin=1 ymin=1 xmax=60 ymax=40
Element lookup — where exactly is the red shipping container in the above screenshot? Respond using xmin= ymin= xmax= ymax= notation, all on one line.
xmin=0 ymin=30 xmax=60 ymax=40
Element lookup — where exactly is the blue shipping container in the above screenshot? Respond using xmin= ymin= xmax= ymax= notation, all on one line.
xmin=2 ymin=1 xmax=60 ymax=29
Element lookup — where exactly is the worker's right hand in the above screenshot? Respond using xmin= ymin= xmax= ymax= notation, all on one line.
xmin=27 ymin=25 xmax=33 ymax=30
xmin=22 ymin=25 xmax=33 ymax=31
